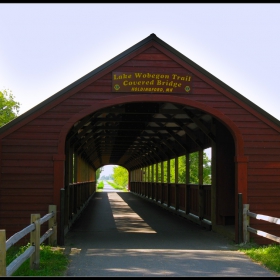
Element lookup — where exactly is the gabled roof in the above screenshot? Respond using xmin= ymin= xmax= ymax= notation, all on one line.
xmin=1 ymin=33 xmax=279 ymax=134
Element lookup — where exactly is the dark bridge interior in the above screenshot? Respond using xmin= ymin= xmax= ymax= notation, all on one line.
xmin=66 ymin=102 xmax=215 ymax=170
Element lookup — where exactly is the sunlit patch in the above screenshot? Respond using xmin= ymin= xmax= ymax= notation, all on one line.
xmin=105 ymin=267 xmax=174 ymax=275
xmin=108 ymin=193 xmax=156 ymax=233
xmin=86 ymin=248 xmax=248 ymax=262
xmin=70 ymin=248 xmax=82 ymax=255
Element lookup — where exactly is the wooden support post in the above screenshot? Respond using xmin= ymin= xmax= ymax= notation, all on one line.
xmin=198 ymin=150 xmax=204 ymax=220
xmin=199 ymin=185 xmax=205 ymax=220
xmin=73 ymin=152 xmax=77 ymax=183
xmin=0 ymin=230 xmax=6 ymax=276
xmin=175 ymin=157 xmax=178 ymax=210
xmin=185 ymin=153 xmax=190 ymax=214
xmin=211 ymin=141 xmax=217 ymax=227
xmin=151 ymin=164 xmax=154 ymax=199
xmin=156 ymin=163 xmax=158 ymax=201
xmin=167 ymin=159 xmax=170 ymax=207
xmin=48 ymin=205 xmax=57 ymax=246
xmin=175 ymin=157 xmax=178 ymax=184
xmin=243 ymin=204 xmax=250 ymax=243
xmin=156 ymin=163 xmax=158 ymax=182
xmin=64 ymin=141 xmax=70 ymax=225
xmin=161 ymin=161 xmax=164 ymax=204
xmin=30 ymin=214 xmax=40 ymax=270
xmin=238 ymin=194 xmax=243 ymax=244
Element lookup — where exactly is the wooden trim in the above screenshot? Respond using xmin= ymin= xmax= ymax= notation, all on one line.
xmin=57 ymin=95 xmax=245 ymax=157
xmin=235 ymin=156 xmax=249 ymax=203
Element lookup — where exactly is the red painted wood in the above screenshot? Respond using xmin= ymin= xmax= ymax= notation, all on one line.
xmin=0 ymin=39 xmax=279 ymax=244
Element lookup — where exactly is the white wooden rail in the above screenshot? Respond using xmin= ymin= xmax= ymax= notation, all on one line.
xmin=0 ymin=205 xmax=57 ymax=276
xmin=243 ymin=204 xmax=280 ymax=244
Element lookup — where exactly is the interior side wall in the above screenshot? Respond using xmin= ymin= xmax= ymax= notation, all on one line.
xmin=215 ymin=121 xmax=235 ymax=225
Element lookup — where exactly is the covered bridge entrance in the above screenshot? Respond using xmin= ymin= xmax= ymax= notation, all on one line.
xmin=0 ymin=34 xmax=279 ymax=245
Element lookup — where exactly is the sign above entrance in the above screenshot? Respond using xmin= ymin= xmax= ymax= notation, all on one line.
xmin=112 ymin=72 xmax=192 ymax=94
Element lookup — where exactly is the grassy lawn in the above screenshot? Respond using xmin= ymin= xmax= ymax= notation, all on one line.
xmin=6 ymin=243 xmax=69 ymax=276
xmin=238 ymin=243 xmax=280 ymax=275
xmin=106 ymin=180 xmax=128 ymax=192
xmin=96 ymin=180 xmax=104 ymax=192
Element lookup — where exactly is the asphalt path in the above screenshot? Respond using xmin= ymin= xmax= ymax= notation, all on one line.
xmin=64 ymin=188 xmax=278 ymax=277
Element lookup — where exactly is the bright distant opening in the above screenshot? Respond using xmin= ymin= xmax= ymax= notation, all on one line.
xmin=97 ymin=165 xmax=128 ymax=192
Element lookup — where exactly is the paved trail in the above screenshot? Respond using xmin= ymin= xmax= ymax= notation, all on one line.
xmin=64 ymin=191 xmax=278 ymax=277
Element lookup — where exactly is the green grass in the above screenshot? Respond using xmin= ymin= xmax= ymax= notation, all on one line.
xmin=97 ymin=180 xmax=104 ymax=190
xmin=106 ymin=180 xmax=128 ymax=192
xmin=6 ymin=243 xmax=69 ymax=276
xmin=238 ymin=243 xmax=280 ymax=275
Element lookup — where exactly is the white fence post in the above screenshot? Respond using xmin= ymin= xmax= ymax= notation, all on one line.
xmin=243 ymin=204 xmax=250 ymax=243
xmin=30 ymin=214 xmax=40 ymax=270
xmin=0 ymin=230 xmax=6 ymax=276
xmin=48 ymin=205 xmax=57 ymax=246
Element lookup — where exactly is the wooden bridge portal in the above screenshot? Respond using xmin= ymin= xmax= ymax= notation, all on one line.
xmin=0 ymin=34 xmax=279 ymax=245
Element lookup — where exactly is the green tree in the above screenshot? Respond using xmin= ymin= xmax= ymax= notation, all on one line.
xmin=187 ymin=152 xmax=211 ymax=184
xmin=112 ymin=166 xmax=128 ymax=187
xmin=96 ymin=167 xmax=103 ymax=181
xmin=0 ymin=89 xmax=20 ymax=127
xmin=160 ymin=152 xmax=211 ymax=184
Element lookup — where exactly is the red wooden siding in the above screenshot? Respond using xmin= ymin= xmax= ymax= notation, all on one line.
xmin=0 ymin=41 xmax=279 ymax=245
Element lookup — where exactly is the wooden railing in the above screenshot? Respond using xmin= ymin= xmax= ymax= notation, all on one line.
xmin=60 ymin=181 xmax=96 ymax=245
xmin=243 ymin=204 xmax=280 ymax=244
xmin=130 ymin=182 xmax=212 ymax=227
xmin=0 ymin=205 xmax=57 ymax=276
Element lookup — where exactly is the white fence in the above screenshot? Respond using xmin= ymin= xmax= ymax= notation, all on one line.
xmin=0 ymin=205 xmax=57 ymax=276
xmin=243 ymin=204 xmax=280 ymax=244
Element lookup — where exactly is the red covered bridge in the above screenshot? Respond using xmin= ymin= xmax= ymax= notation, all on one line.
xmin=1 ymin=34 xmax=280 ymax=245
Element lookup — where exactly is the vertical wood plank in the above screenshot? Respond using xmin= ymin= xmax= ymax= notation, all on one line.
xmin=167 ymin=159 xmax=170 ymax=207
xmin=30 ymin=214 xmax=40 ymax=270
xmin=161 ymin=161 xmax=164 ymax=204
xmin=185 ymin=153 xmax=190 ymax=214
xmin=48 ymin=205 xmax=57 ymax=246
xmin=0 ymin=230 xmax=6 ymax=276
xmin=156 ymin=163 xmax=158 ymax=201
xmin=243 ymin=204 xmax=250 ymax=243
xmin=175 ymin=157 xmax=178 ymax=210
xmin=238 ymin=193 xmax=243 ymax=244
xmin=199 ymin=150 xmax=204 ymax=219
xmin=211 ymin=137 xmax=217 ymax=226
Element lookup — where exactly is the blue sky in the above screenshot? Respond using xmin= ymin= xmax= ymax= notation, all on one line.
xmin=1 ymin=4 xmax=280 ymax=175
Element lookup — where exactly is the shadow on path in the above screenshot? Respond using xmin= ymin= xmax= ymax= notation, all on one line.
xmin=64 ymin=192 xmax=277 ymax=277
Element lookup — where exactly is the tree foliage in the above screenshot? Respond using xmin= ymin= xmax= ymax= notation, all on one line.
xmin=96 ymin=167 xmax=103 ymax=181
xmin=0 ymin=89 xmax=20 ymax=127
xmin=126 ymin=151 xmax=211 ymax=185
xmin=112 ymin=166 xmax=128 ymax=187
xmin=188 ymin=152 xmax=211 ymax=184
